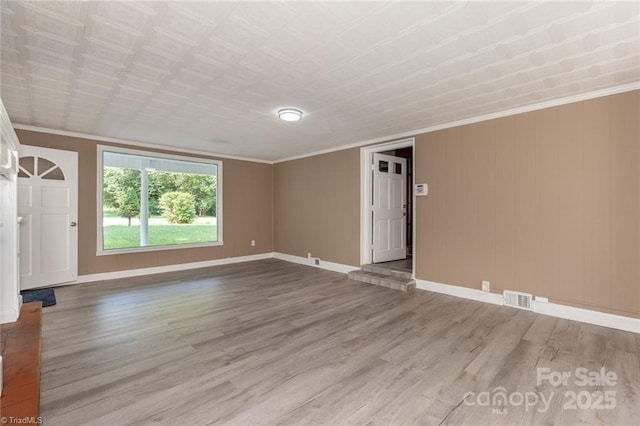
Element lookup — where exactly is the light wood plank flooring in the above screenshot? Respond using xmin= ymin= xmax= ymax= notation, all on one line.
xmin=39 ymin=259 xmax=639 ymax=425
xmin=375 ymin=257 xmax=413 ymax=273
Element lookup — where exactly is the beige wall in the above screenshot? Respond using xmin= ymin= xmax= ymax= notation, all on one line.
xmin=416 ymin=90 xmax=639 ymax=318
xmin=16 ymin=130 xmax=273 ymax=275
xmin=15 ymin=90 xmax=639 ymax=317
xmin=274 ymin=90 xmax=640 ymax=318
xmin=274 ymin=149 xmax=360 ymax=266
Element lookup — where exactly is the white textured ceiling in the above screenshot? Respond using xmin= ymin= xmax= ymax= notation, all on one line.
xmin=1 ymin=1 xmax=639 ymax=161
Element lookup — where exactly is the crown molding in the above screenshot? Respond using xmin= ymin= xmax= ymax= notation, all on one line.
xmin=10 ymin=82 xmax=638 ymax=166
xmin=274 ymin=81 xmax=640 ymax=163
xmin=11 ymin=124 xmax=274 ymax=164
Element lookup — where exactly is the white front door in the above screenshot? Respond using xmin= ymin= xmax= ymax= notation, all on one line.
xmin=372 ymin=153 xmax=407 ymax=263
xmin=18 ymin=146 xmax=78 ymax=289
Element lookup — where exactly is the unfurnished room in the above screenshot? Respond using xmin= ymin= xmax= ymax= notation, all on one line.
xmin=0 ymin=1 xmax=639 ymax=425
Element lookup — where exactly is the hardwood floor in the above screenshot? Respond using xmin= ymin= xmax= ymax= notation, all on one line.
xmin=39 ymin=259 xmax=639 ymax=425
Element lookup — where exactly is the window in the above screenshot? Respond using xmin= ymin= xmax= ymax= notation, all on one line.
xmin=97 ymin=146 xmax=222 ymax=254
xmin=394 ymin=162 xmax=402 ymax=175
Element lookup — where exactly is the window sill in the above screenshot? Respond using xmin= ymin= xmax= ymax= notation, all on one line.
xmin=96 ymin=240 xmax=223 ymax=256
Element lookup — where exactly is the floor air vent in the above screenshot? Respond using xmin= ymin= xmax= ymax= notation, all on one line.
xmin=503 ymin=290 xmax=532 ymax=310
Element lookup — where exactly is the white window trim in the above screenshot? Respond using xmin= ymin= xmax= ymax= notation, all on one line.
xmin=96 ymin=145 xmax=223 ymax=256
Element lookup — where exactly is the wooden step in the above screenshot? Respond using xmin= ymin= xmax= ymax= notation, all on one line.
xmin=361 ymin=263 xmax=412 ymax=280
xmin=348 ymin=270 xmax=415 ymax=292
xmin=1 ymin=302 xmax=43 ymax=424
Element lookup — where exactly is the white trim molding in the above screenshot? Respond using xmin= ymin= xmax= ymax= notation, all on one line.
xmin=416 ymin=279 xmax=504 ymax=306
xmin=21 ymin=244 xmax=639 ymax=334
xmin=416 ymin=279 xmax=640 ymax=334
xmin=532 ymin=300 xmax=639 ymax=334
xmin=0 ymin=100 xmax=22 ymax=324
xmin=0 ymin=305 xmax=20 ymax=324
xmin=12 ymin=124 xmax=273 ymax=165
xmin=274 ymin=252 xmax=359 ymax=274
xmin=72 ymin=253 xmax=274 ymax=285
xmin=37 ymin=252 xmax=358 ymax=288
xmin=12 ymin=84 xmax=638 ymax=166
xmin=274 ymin=82 xmax=640 ymax=164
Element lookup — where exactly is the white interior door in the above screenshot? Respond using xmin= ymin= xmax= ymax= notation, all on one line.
xmin=372 ymin=153 xmax=407 ymax=263
xmin=18 ymin=146 xmax=78 ymax=289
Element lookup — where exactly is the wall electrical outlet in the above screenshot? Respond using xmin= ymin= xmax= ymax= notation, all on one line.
xmin=481 ymin=281 xmax=490 ymax=292
xmin=250 ymin=240 xmax=255 ymax=246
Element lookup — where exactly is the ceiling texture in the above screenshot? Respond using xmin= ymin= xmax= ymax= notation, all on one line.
xmin=1 ymin=1 xmax=639 ymax=161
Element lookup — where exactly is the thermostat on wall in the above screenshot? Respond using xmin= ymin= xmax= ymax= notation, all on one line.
xmin=415 ymin=183 xmax=428 ymax=196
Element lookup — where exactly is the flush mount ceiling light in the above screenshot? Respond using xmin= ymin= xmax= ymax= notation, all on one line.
xmin=278 ymin=108 xmax=303 ymax=122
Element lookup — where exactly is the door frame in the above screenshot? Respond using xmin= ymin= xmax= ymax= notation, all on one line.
xmin=360 ymin=138 xmax=415 ymax=276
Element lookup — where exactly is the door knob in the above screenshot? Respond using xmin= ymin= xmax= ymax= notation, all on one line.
xmin=70 ymin=221 xmax=77 ymax=227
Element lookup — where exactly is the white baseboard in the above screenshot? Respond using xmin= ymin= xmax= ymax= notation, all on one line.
xmin=0 ymin=310 xmax=19 ymax=324
xmin=273 ymin=252 xmax=358 ymax=274
xmin=415 ymin=279 xmax=504 ymax=306
xmin=48 ymin=251 xmax=356 ymax=289
xmin=35 ymin=252 xmax=640 ymax=334
xmin=0 ymin=306 xmax=20 ymax=324
xmin=416 ymin=279 xmax=639 ymax=334
xmin=0 ymin=294 xmax=22 ymax=324
xmin=73 ymin=252 xmax=275 ymax=285
xmin=532 ymin=300 xmax=639 ymax=334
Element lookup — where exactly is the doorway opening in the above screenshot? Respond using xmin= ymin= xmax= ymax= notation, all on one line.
xmin=360 ymin=138 xmax=415 ymax=278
